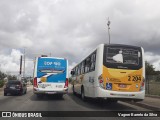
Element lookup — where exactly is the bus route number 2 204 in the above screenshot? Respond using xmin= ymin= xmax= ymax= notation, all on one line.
xmin=128 ymin=75 xmax=141 ymax=82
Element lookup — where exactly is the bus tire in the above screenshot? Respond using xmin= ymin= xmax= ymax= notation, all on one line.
xmin=81 ymin=87 xmax=86 ymax=101
xmin=73 ymin=85 xmax=76 ymax=95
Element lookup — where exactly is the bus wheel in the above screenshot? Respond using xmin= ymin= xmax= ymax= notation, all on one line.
xmin=73 ymin=85 xmax=76 ymax=95
xmin=81 ymin=87 xmax=86 ymax=101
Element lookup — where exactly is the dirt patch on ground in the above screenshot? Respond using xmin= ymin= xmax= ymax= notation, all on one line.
xmin=0 ymin=87 xmax=4 ymax=95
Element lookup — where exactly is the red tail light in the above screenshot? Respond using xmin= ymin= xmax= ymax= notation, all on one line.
xmin=34 ymin=77 xmax=38 ymax=87
xmin=64 ymin=78 xmax=68 ymax=88
xmin=99 ymin=79 xmax=103 ymax=83
xmin=140 ymin=78 xmax=145 ymax=91
xmin=15 ymin=83 xmax=22 ymax=89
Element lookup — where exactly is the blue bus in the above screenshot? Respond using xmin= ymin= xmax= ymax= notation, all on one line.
xmin=33 ymin=56 xmax=68 ymax=98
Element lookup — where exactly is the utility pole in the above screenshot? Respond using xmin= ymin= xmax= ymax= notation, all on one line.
xmin=23 ymin=48 xmax=26 ymax=79
xmin=19 ymin=55 xmax=22 ymax=75
xmin=107 ymin=17 xmax=111 ymax=44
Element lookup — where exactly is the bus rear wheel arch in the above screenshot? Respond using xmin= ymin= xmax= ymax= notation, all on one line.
xmin=81 ymin=86 xmax=87 ymax=101
xmin=72 ymin=85 xmax=76 ymax=95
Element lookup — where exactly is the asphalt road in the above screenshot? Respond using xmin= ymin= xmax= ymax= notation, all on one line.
xmin=0 ymin=86 xmax=159 ymax=120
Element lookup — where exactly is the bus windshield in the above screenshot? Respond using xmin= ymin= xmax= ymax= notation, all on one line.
xmin=103 ymin=45 xmax=142 ymax=70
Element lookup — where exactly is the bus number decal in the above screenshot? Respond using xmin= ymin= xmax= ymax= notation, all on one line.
xmin=128 ymin=75 xmax=141 ymax=82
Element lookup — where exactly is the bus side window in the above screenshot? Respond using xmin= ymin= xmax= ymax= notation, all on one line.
xmin=85 ymin=57 xmax=91 ymax=73
xmin=78 ymin=64 xmax=81 ymax=75
xmin=90 ymin=53 xmax=96 ymax=71
xmin=75 ymin=67 xmax=78 ymax=76
xmin=81 ymin=61 xmax=85 ymax=74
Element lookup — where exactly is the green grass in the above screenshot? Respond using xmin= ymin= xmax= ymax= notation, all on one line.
xmin=146 ymin=82 xmax=160 ymax=96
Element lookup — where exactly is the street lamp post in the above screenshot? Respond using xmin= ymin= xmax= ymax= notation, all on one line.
xmin=21 ymin=52 xmax=51 ymax=78
xmin=107 ymin=17 xmax=111 ymax=44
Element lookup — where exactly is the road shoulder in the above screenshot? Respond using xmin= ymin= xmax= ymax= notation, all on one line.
xmin=127 ymin=96 xmax=160 ymax=111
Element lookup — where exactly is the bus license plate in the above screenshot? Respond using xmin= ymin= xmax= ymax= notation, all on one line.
xmin=38 ymin=84 xmax=51 ymax=88
xmin=119 ymin=84 xmax=127 ymax=88
xmin=46 ymin=92 xmax=56 ymax=94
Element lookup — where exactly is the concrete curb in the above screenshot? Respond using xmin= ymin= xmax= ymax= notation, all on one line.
xmin=127 ymin=101 xmax=160 ymax=111
xmin=135 ymin=95 xmax=160 ymax=111
xmin=125 ymin=94 xmax=160 ymax=111
xmin=145 ymin=94 xmax=160 ymax=99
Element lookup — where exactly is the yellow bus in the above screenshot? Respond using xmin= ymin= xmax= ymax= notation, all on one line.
xmin=70 ymin=44 xmax=145 ymax=102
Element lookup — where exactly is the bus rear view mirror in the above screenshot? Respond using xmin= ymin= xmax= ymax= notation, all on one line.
xmin=71 ymin=71 xmax=75 ymax=75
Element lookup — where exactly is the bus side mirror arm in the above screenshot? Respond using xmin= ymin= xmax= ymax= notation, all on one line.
xmin=70 ymin=71 xmax=75 ymax=75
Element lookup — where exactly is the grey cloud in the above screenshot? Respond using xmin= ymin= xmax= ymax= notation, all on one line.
xmin=1 ymin=0 xmax=160 ymax=75
xmin=0 ymin=0 xmax=39 ymax=49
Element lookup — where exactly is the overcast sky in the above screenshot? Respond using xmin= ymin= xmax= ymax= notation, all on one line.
xmin=0 ymin=0 xmax=160 ymax=76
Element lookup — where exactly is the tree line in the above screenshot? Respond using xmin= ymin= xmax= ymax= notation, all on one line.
xmin=1 ymin=61 xmax=160 ymax=87
xmin=0 ymin=71 xmax=17 ymax=87
xmin=145 ymin=61 xmax=160 ymax=75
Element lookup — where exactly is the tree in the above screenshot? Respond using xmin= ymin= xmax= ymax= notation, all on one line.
xmin=0 ymin=71 xmax=6 ymax=88
xmin=145 ymin=61 xmax=155 ymax=75
xmin=7 ymin=75 xmax=17 ymax=80
xmin=0 ymin=71 xmax=6 ymax=80
xmin=0 ymin=80 xmax=4 ymax=88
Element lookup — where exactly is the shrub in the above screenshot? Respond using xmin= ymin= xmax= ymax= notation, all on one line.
xmin=0 ymin=80 xmax=4 ymax=88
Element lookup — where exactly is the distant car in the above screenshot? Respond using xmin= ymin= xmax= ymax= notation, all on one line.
xmin=4 ymin=80 xmax=27 ymax=96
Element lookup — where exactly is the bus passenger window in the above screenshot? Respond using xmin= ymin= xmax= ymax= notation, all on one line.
xmin=75 ymin=67 xmax=78 ymax=75
xmin=90 ymin=53 xmax=96 ymax=71
xmin=78 ymin=64 xmax=81 ymax=75
xmin=81 ymin=62 xmax=85 ymax=74
xmin=85 ymin=57 xmax=91 ymax=73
